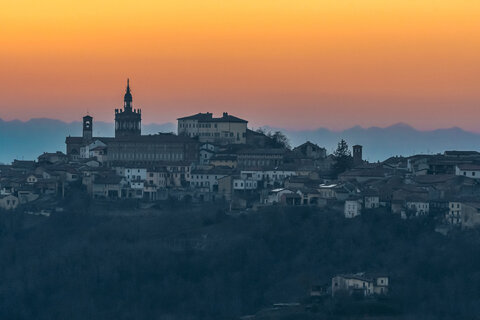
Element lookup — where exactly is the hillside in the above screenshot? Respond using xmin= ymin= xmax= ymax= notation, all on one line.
xmin=0 ymin=199 xmax=479 ymax=319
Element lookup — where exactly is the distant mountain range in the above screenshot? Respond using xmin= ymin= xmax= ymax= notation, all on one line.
xmin=0 ymin=118 xmax=175 ymax=164
xmin=1 ymin=118 xmax=479 ymax=164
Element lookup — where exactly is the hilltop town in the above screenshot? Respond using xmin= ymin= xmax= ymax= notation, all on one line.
xmin=1 ymin=80 xmax=480 ymax=232
xmin=2 ymin=81 xmax=480 ymax=319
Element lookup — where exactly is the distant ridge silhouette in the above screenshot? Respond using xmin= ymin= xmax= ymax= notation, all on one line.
xmin=1 ymin=118 xmax=480 ymax=164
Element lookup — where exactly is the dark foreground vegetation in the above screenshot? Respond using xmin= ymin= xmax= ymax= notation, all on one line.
xmin=0 ymin=199 xmax=480 ymax=319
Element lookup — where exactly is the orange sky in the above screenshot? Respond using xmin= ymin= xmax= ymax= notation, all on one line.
xmin=1 ymin=0 xmax=479 ymax=130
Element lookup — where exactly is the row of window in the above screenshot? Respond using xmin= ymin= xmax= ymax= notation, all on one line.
xmin=234 ymin=181 xmax=256 ymax=188
xmin=5 ymin=199 xmax=16 ymax=206
xmin=111 ymin=153 xmax=184 ymax=160
xmin=180 ymin=122 xmax=218 ymax=129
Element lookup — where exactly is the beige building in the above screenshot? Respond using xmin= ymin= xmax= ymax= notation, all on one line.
xmin=177 ymin=112 xmax=248 ymax=145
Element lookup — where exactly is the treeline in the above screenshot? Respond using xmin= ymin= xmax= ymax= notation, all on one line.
xmin=0 ymin=204 xmax=479 ymax=319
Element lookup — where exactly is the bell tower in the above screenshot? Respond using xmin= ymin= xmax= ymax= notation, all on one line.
xmin=115 ymin=79 xmax=141 ymax=138
xmin=83 ymin=115 xmax=93 ymax=141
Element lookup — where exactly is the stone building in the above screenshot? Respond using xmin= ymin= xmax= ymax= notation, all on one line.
xmin=66 ymin=80 xmax=199 ymax=166
xmin=177 ymin=112 xmax=248 ymax=144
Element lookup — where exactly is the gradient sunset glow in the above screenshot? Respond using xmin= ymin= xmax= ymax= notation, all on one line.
xmin=2 ymin=0 xmax=479 ymax=130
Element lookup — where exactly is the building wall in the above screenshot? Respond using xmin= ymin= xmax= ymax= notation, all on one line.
xmin=364 ymin=196 xmax=380 ymax=209
xmin=0 ymin=195 xmax=19 ymax=210
xmin=406 ymin=201 xmax=429 ymax=216
xmin=455 ymin=166 xmax=480 ymax=179
xmin=344 ymin=200 xmax=361 ymax=218
xmin=178 ymin=119 xmax=247 ymax=144
xmin=108 ymin=140 xmax=198 ymax=165
xmin=237 ymin=153 xmax=284 ymax=168
xmin=190 ymin=173 xmax=228 ymax=192
xmin=447 ymin=201 xmax=462 ymax=225
xmin=177 ymin=119 xmax=199 ymax=137
xmin=233 ymin=178 xmax=258 ymax=191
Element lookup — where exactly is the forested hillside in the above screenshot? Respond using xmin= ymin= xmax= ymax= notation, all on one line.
xmin=0 ymin=201 xmax=479 ymax=319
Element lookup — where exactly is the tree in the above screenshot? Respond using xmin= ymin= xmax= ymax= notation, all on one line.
xmin=270 ymin=131 xmax=291 ymax=150
xmin=333 ymin=139 xmax=353 ymax=176
xmin=256 ymin=128 xmax=291 ymax=149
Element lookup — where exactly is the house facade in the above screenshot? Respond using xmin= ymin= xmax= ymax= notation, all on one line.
xmin=177 ymin=112 xmax=248 ymax=144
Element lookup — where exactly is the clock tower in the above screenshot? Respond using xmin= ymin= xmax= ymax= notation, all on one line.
xmin=115 ymin=79 xmax=141 ymax=138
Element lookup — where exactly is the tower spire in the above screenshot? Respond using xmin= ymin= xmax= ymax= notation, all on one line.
xmin=124 ymin=78 xmax=133 ymax=110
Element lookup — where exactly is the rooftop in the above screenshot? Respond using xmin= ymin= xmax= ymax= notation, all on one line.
xmin=177 ymin=112 xmax=247 ymax=123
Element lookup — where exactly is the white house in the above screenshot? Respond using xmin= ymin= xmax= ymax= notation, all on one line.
xmin=129 ymin=180 xmax=144 ymax=199
xmin=80 ymin=139 xmax=107 ymax=159
xmin=446 ymin=201 xmax=462 ymax=225
xmin=455 ymin=164 xmax=480 ymax=179
xmin=116 ymin=167 xmax=147 ymax=183
xmin=332 ymin=273 xmax=389 ymax=297
xmin=406 ymin=200 xmax=429 ymax=216
xmin=146 ymin=168 xmax=168 ymax=189
xmin=89 ymin=146 xmax=107 ymax=163
xmin=363 ymin=192 xmax=380 ymax=209
xmin=189 ymin=167 xmax=233 ymax=192
xmin=26 ymin=174 xmax=41 ymax=185
xmin=177 ymin=112 xmax=248 ymax=144
xmin=318 ymin=184 xmax=338 ymax=199
xmin=344 ymin=199 xmax=362 ymax=218
xmin=240 ymin=168 xmax=296 ymax=187
xmin=0 ymin=194 xmax=19 ymax=210
xmin=233 ymin=178 xmax=258 ymax=191
xmin=264 ymin=188 xmax=295 ymax=204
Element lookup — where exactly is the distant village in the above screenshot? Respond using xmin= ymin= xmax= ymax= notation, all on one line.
xmin=1 ymin=80 xmax=480 ymax=232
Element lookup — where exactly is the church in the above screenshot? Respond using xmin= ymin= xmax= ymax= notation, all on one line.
xmin=65 ymin=80 xmax=199 ymax=166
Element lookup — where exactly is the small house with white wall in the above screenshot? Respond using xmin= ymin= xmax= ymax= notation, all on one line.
xmin=455 ymin=164 xmax=480 ymax=179
xmin=344 ymin=198 xmax=362 ymax=218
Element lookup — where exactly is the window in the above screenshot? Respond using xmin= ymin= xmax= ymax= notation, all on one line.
xmin=473 ymin=172 xmax=476 ymax=176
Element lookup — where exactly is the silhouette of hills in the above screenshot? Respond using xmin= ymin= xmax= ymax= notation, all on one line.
xmin=1 ymin=118 xmax=479 ymax=164
xmin=0 ymin=118 xmax=175 ymax=164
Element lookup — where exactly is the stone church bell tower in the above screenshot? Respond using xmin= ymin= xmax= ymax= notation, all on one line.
xmin=83 ymin=115 xmax=93 ymax=141
xmin=114 ymin=79 xmax=142 ymax=138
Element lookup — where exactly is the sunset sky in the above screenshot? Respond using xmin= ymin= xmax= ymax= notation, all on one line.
xmin=1 ymin=0 xmax=479 ymax=131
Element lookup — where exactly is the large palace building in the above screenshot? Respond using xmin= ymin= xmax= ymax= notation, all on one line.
xmin=65 ymin=80 xmax=199 ymax=166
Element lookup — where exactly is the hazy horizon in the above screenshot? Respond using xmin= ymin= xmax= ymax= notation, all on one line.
xmin=2 ymin=1 xmax=480 ymax=131
xmin=3 ymin=116 xmax=480 ymax=165
xmin=2 ymin=116 xmax=479 ymax=134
